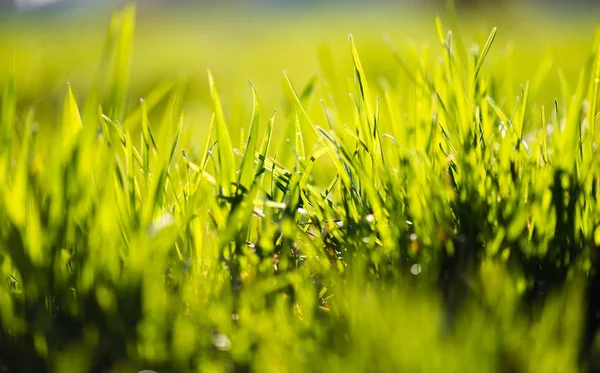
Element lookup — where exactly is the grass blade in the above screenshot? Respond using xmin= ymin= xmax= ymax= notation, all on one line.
xmin=208 ymin=69 xmax=236 ymax=198
xmin=474 ymin=27 xmax=497 ymax=82
xmin=237 ymin=81 xmax=261 ymax=193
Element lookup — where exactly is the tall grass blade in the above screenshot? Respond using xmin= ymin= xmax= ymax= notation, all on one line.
xmin=208 ymin=69 xmax=236 ymax=198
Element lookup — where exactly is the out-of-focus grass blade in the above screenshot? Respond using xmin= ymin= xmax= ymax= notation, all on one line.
xmin=5 ymin=111 xmax=35 ymax=228
xmin=445 ymin=0 xmax=468 ymax=65
xmin=343 ymin=124 xmax=369 ymax=152
xmin=82 ymin=8 xmax=122 ymax=122
xmin=384 ymin=35 xmax=418 ymax=85
xmin=142 ymin=168 xmax=167 ymax=229
xmin=359 ymin=168 xmax=395 ymax=254
xmin=558 ymin=69 xmax=571 ymax=106
xmin=1 ymin=73 xmax=15 ymax=151
xmin=434 ymin=17 xmax=446 ymax=46
xmin=589 ymin=43 xmax=600 ymax=143
xmin=486 ymin=96 xmax=509 ymax=125
xmin=530 ymin=50 xmax=554 ymax=97
xmin=299 ymin=75 xmax=318 ymax=104
xmin=108 ymin=4 xmax=136 ymax=120
xmin=124 ymin=81 xmax=175 ymax=131
xmin=208 ymin=69 xmax=236 ymax=198
xmin=181 ymin=153 xmax=216 ymax=187
xmin=559 ymin=69 xmax=587 ymax=170
xmin=62 ymin=84 xmax=83 ymax=157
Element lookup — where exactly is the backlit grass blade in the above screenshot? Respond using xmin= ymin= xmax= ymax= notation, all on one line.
xmin=541 ymin=105 xmax=549 ymax=163
xmin=181 ymin=153 xmax=216 ymax=187
xmin=299 ymin=143 xmax=335 ymax=193
xmin=255 ymin=112 xmax=275 ymax=186
xmin=142 ymin=167 xmax=167 ymax=229
xmin=294 ymin=111 xmax=306 ymax=165
xmin=474 ymin=27 xmax=497 ymax=82
xmin=237 ymin=81 xmax=261 ymax=193
xmin=486 ymin=96 xmax=509 ymax=125
xmin=514 ymin=81 xmax=530 ymax=146
xmin=140 ymin=99 xmax=151 ymax=177
xmin=167 ymin=112 xmax=184 ymax=171
xmin=285 ymin=72 xmax=348 ymax=180
xmin=349 ymin=35 xmax=375 ymax=138
xmin=125 ymin=128 xmax=137 ymax=223
xmin=208 ymin=69 xmax=236 ymax=198
xmin=284 ymin=71 xmax=317 ymax=135
xmin=316 ymin=126 xmax=355 ymax=171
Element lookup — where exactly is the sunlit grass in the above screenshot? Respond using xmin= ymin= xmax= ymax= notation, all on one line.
xmin=0 ymin=4 xmax=599 ymax=373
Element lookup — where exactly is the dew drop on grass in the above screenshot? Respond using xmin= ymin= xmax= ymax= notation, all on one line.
xmin=232 ymin=313 xmax=240 ymax=321
xmin=148 ymin=213 xmax=175 ymax=236
xmin=213 ymin=333 xmax=231 ymax=351
xmin=410 ymin=264 xmax=422 ymax=275
xmin=365 ymin=214 xmax=374 ymax=223
xmin=498 ymin=123 xmax=507 ymax=138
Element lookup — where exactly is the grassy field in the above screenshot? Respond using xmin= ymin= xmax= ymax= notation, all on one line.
xmin=1 ymin=4 xmax=600 ymax=372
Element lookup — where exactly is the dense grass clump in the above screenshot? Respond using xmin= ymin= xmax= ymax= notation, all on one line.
xmin=1 ymin=5 xmax=600 ymax=373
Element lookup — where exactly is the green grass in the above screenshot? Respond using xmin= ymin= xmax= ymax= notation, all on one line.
xmin=1 ymin=4 xmax=600 ymax=373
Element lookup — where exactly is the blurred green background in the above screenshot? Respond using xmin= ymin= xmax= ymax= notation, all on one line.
xmin=0 ymin=1 xmax=599 ymax=129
